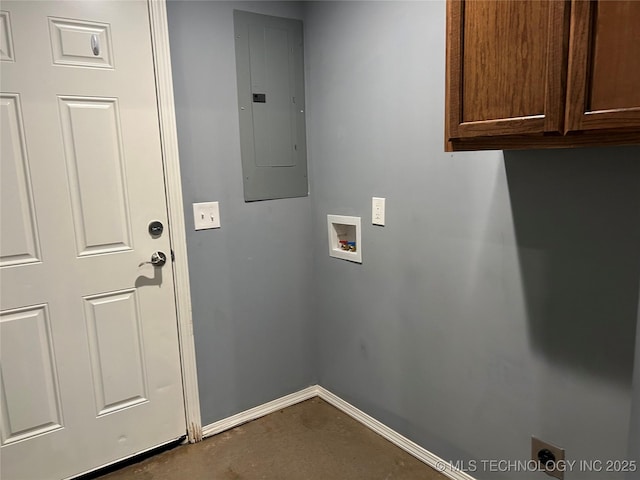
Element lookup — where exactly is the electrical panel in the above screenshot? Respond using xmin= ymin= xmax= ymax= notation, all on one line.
xmin=234 ymin=10 xmax=308 ymax=201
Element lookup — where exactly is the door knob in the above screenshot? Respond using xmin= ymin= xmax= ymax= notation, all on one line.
xmin=139 ymin=251 xmax=167 ymax=267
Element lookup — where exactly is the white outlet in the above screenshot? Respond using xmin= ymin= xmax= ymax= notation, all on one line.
xmin=193 ymin=201 xmax=220 ymax=230
xmin=372 ymin=197 xmax=385 ymax=226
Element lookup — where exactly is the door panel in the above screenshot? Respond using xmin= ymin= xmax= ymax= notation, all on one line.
xmin=462 ymin=0 xmax=548 ymax=121
xmin=590 ymin=2 xmax=640 ymax=111
xmin=0 ymin=11 xmax=15 ymax=62
xmin=565 ymin=0 xmax=640 ymax=131
xmin=49 ymin=17 xmax=114 ymax=69
xmin=84 ymin=290 xmax=148 ymax=416
xmin=446 ymin=0 xmax=569 ymax=139
xmin=0 ymin=2 xmax=185 ymax=479
xmin=0 ymin=94 xmax=41 ymax=267
xmin=248 ymin=23 xmax=295 ymax=168
xmin=58 ymin=96 xmax=133 ymax=256
xmin=0 ymin=305 xmax=63 ymax=445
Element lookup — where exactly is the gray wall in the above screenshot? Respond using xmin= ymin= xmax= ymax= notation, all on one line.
xmin=629 ymin=284 xmax=640 ymax=480
xmin=166 ymin=0 xmax=314 ymax=426
xmin=167 ymin=0 xmax=640 ymax=478
xmin=304 ymin=2 xmax=640 ymax=479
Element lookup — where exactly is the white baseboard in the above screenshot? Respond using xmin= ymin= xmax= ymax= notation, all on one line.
xmin=315 ymin=386 xmax=477 ymax=480
xmin=201 ymin=385 xmax=477 ymax=480
xmin=201 ymin=386 xmax=318 ymax=438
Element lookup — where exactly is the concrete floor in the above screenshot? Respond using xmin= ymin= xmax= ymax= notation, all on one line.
xmin=96 ymin=397 xmax=447 ymax=480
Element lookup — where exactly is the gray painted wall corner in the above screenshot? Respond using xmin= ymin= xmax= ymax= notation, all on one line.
xmin=304 ymin=2 xmax=640 ymax=479
xmin=168 ymin=2 xmax=640 ymax=479
xmin=166 ymin=0 xmax=315 ymax=426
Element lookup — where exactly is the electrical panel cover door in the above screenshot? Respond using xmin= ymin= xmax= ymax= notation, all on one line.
xmin=234 ymin=10 xmax=308 ymax=201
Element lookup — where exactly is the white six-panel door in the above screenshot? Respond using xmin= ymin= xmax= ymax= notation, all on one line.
xmin=0 ymin=2 xmax=186 ymax=478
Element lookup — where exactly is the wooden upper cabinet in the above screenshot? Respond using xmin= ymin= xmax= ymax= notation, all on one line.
xmin=565 ymin=0 xmax=640 ymax=132
xmin=446 ymin=0 xmax=640 ymax=151
xmin=446 ymin=0 xmax=568 ymax=139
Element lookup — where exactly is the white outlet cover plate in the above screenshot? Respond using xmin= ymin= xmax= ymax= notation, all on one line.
xmin=193 ymin=201 xmax=220 ymax=230
xmin=372 ymin=197 xmax=385 ymax=226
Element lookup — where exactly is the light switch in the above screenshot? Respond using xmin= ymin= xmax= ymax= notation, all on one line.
xmin=372 ymin=197 xmax=385 ymax=226
xmin=193 ymin=202 xmax=220 ymax=230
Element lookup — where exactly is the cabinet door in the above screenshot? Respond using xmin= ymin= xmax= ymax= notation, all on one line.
xmin=565 ymin=0 xmax=640 ymax=132
xmin=446 ymin=0 xmax=569 ymax=140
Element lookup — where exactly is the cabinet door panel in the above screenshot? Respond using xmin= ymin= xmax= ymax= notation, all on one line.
xmin=565 ymin=0 xmax=640 ymax=132
xmin=446 ymin=0 xmax=568 ymax=139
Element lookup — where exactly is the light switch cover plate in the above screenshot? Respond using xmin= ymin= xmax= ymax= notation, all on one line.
xmin=193 ymin=202 xmax=220 ymax=230
xmin=372 ymin=197 xmax=385 ymax=226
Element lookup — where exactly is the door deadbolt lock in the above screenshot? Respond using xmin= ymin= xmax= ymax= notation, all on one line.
xmin=148 ymin=221 xmax=164 ymax=237
xmin=139 ymin=251 xmax=167 ymax=267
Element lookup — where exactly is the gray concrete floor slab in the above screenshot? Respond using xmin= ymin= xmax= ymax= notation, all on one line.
xmin=96 ymin=397 xmax=447 ymax=480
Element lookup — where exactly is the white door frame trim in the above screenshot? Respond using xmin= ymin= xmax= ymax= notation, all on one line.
xmin=148 ymin=0 xmax=203 ymax=443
